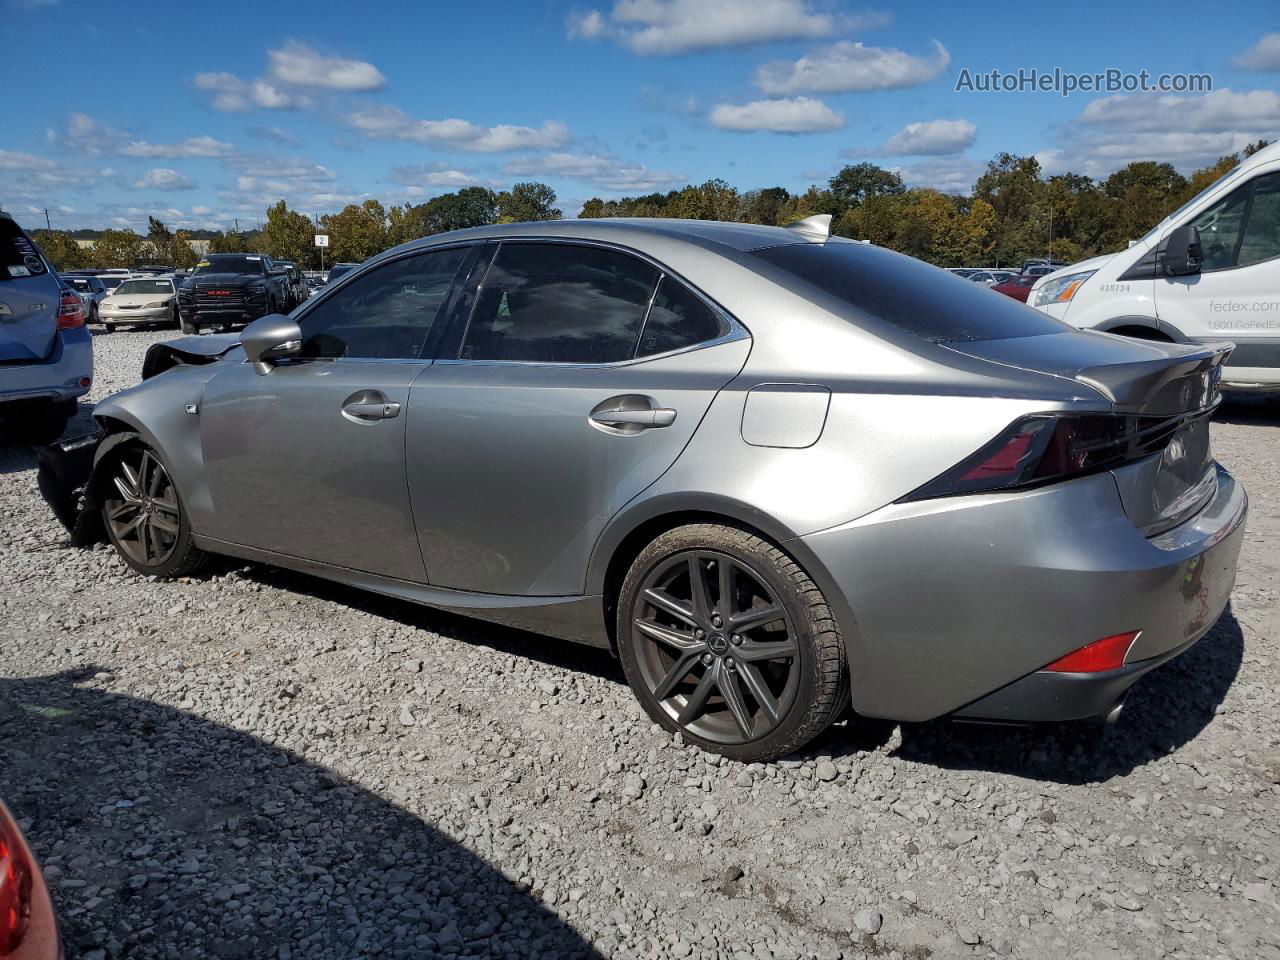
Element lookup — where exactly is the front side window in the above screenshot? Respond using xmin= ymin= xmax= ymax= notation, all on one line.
xmin=298 ymin=247 xmax=468 ymax=360
xmin=1238 ymin=173 xmax=1280 ymax=268
xmin=461 ymin=242 xmax=659 ymax=363
xmin=1192 ymin=181 xmax=1251 ymax=270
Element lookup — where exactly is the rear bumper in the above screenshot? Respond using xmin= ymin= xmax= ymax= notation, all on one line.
xmin=0 ymin=327 xmax=93 ymax=407
xmin=801 ymin=464 xmax=1247 ymax=722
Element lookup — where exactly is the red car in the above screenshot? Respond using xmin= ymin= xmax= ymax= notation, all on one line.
xmin=0 ymin=802 xmax=59 ymax=960
xmin=991 ymin=273 xmax=1037 ymax=302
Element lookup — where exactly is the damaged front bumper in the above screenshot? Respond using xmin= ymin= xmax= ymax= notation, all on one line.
xmin=37 ymin=428 xmax=113 ymax=545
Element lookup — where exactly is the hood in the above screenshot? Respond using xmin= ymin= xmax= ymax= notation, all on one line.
xmin=192 ymin=272 xmax=260 ymax=286
xmin=104 ymin=293 xmax=172 ymax=307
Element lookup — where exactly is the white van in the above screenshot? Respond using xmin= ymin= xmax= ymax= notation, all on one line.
xmin=1027 ymin=140 xmax=1280 ymax=390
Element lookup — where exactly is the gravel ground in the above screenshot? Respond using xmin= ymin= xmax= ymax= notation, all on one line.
xmin=2 ymin=327 xmax=1278 ymax=960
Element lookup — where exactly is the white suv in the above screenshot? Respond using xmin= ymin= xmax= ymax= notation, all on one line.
xmin=1027 ymin=140 xmax=1280 ymax=390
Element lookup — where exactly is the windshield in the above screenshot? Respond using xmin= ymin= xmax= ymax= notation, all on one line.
xmin=1138 ymin=161 xmax=1241 ymax=245
xmin=195 ymin=255 xmax=266 ymax=275
xmin=115 ymin=279 xmax=174 ymax=295
xmin=101 ymin=276 xmax=126 ymax=290
xmin=753 ymin=240 xmax=1068 ymax=343
xmin=66 ymin=278 xmax=92 ymax=291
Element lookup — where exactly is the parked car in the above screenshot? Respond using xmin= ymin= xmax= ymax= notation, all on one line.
xmin=1028 ymin=140 xmax=1280 ymax=390
xmin=272 ymin=259 xmax=309 ymax=311
xmin=947 ymin=268 xmax=978 ymax=278
xmin=991 ymin=274 xmax=1037 ymax=302
xmin=0 ymin=210 xmax=92 ymax=444
xmin=99 ymin=273 xmax=131 ymax=294
xmin=97 ymin=276 xmax=182 ymax=331
xmin=177 ymin=253 xmax=290 ymax=334
xmin=1021 ymin=258 xmax=1070 ymax=274
xmin=41 ymin=216 xmax=1246 ymax=762
xmin=0 ymin=800 xmax=61 ymax=960
xmin=63 ymin=274 xmax=108 ymax=322
xmin=324 ymin=262 xmax=360 ymax=285
xmin=967 ymin=271 xmax=998 ymax=285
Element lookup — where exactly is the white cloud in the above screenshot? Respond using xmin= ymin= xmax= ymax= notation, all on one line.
xmin=120 ymin=136 xmax=237 ymax=158
xmin=755 ymin=39 xmax=949 ymax=94
xmin=348 ymin=106 xmax=570 ymax=152
xmin=1079 ymin=88 xmax=1280 ymax=133
xmin=194 ymin=72 xmax=308 ymax=112
xmin=47 ymin=112 xmax=127 ymax=154
xmin=389 ymin=165 xmax=504 ymax=190
xmin=881 ymin=118 xmax=976 ymax=156
xmin=133 ymin=168 xmax=197 ymax=191
xmin=0 ymin=149 xmax=56 ymax=170
xmin=504 ymin=152 xmax=686 ymax=192
xmin=224 ymin=155 xmax=337 ymax=183
xmin=568 ymin=0 xmax=888 ymax=56
xmin=710 ymin=97 xmax=844 ymax=134
xmin=1234 ymin=32 xmax=1280 ymax=72
xmin=893 ymin=157 xmax=985 ymax=194
xmin=1043 ymin=88 xmax=1280 ymax=177
xmin=266 ymin=40 xmax=387 ymax=91
xmin=247 ymin=126 xmax=303 ymax=147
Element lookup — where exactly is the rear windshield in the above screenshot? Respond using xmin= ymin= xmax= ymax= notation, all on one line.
xmin=115 ymin=279 xmax=174 ymax=295
xmin=67 ymin=277 xmax=92 ymax=291
xmin=1 ymin=217 xmax=50 ymax=282
xmin=752 ymin=242 xmax=1068 ymax=343
xmin=194 ymin=255 xmax=266 ymax=275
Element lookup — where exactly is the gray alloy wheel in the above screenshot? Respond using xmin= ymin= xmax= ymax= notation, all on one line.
xmin=101 ymin=443 xmax=208 ymax=577
xmin=618 ymin=524 xmax=848 ymax=762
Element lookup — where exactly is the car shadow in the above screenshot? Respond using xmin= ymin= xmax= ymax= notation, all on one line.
xmin=889 ymin=606 xmax=1246 ymax=785
xmin=0 ymin=668 xmax=602 ymax=959
xmin=0 ymin=400 xmax=96 ymax=473
xmin=1215 ymin=391 xmax=1280 ymax=425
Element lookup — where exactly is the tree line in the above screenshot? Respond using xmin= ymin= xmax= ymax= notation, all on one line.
xmin=29 ymin=143 xmax=1269 ymax=274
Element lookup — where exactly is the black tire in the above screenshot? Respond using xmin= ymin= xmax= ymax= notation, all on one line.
xmin=617 ymin=523 xmax=848 ymax=763
xmin=171 ymin=304 xmax=180 ymax=330
xmin=99 ymin=323 xmax=113 ymax=335
xmin=100 ymin=441 xmax=208 ymax=579
xmin=181 ymin=317 xmax=197 ymax=335
xmin=12 ymin=399 xmax=73 ymax=445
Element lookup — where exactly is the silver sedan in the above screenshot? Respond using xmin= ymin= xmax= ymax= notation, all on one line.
xmin=41 ymin=216 xmax=1247 ymax=762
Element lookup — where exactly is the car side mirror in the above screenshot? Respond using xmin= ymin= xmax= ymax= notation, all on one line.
xmin=241 ymin=314 xmax=302 ymax=375
xmin=1162 ymin=224 xmax=1202 ymax=277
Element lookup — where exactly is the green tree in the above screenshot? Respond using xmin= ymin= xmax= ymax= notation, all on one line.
xmin=29 ymin=230 xmax=91 ymax=271
xmin=741 ymin=187 xmax=791 ymax=225
xmin=496 ymin=182 xmax=561 ymax=222
xmin=92 ymin=229 xmax=148 ymax=268
xmin=171 ymin=231 xmax=199 ymax=270
xmin=321 ymin=200 xmax=389 ymax=263
xmin=420 ymin=187 xmax=499 ymax=233
xmin=828 ymin=163 xmax=904 ymax=210
xmin=207 ymin=230 xmax=252 ymax=253
xmin=1102 ymin=161 xmax=1186 ymax=245
xmin=261 ymin=200 xmax=317 ymax=268
xmin=146 ymin=217 xmax=174 ymax=264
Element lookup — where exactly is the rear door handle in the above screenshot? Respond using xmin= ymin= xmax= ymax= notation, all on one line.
xmin=341 ymin=391 xmax=401 ymax=422
xmin=590 ymin=407 xmax=677 ymax=428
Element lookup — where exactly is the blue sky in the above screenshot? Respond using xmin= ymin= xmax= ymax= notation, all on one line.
xmin=2 ymin=0 xmax=1277 ymax=232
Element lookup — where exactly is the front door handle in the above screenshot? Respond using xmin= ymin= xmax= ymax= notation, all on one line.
xmin=341 ymin=390 xmax=401 ymax=422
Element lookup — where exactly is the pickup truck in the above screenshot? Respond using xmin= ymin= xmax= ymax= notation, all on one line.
xmin=178 ymin=253 xmax=290 ymax=334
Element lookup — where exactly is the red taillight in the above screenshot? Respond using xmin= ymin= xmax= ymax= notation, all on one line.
xmin=1042 ymin=631 xmax=1140 ymax=673
xmin=0 ymin=817 xmax=33 ymax=954
xmin=901 ymin=412 xmax=1187 ymax=501
xmin=57 ymin=290 xmax=84 ymax=330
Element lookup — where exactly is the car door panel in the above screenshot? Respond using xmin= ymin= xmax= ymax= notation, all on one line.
xmin=199 ymin=359 xmax=428 ymax=580
xmin=407 ymin=339 xmax=750 ymax=596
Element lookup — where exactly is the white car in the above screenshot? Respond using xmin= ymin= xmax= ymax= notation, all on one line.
xmin=97 ymin=276 xmax=181 ymax=331
xmin=1027 ymin=140 xmax=1280 ymax=390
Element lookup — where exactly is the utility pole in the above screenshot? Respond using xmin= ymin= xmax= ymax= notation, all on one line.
xmin=44 ymin=208 xmax=51 ymax=231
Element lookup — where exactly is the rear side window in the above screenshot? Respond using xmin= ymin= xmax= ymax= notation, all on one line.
xmin=637 ymin=276 xmax=726 ymax=357
xmin=752 ymin=241 xmax=1068 ymax=343
xmin=462 ymin=242 xmax=659 ymax=363
xmin=0 ymin=218 xmax=49 ymax=281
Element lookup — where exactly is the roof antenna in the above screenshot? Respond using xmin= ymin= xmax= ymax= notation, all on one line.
xmin=784 ymin=214 xmax=831 ymax=241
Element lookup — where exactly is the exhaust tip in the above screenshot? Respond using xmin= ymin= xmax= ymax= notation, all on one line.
xmin=1103 ymin=700 xmax=1126 ymax=725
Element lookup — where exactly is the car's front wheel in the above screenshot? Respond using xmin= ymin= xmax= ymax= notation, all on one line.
xmin=101 ymin=442 xmax=208 ymax=578
xmin=618 ymin=524 xmax=848 ymax=762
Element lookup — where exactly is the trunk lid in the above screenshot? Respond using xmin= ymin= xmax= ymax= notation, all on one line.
xmin=0 ymin=216 xmax=60 ymax=362
xmin=943 ymin=329 xmax=1231 ymax=535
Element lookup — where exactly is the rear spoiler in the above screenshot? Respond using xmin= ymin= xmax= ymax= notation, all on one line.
xmin=1075 ymin=341 xmax=1232 ymax=417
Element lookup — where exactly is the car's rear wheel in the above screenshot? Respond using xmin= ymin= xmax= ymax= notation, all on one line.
xmin=618 ymin=524 xmax=848 ymax=762
xmin=101 ymin=442 xmax=208 ymax=578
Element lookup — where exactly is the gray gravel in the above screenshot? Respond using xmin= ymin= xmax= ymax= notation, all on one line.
xmin=2 ymin=327 xmax=1279 ymax=960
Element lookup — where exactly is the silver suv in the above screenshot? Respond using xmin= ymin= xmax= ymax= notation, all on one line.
xmin=0 ymin=211 xmax=93 ymax=444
